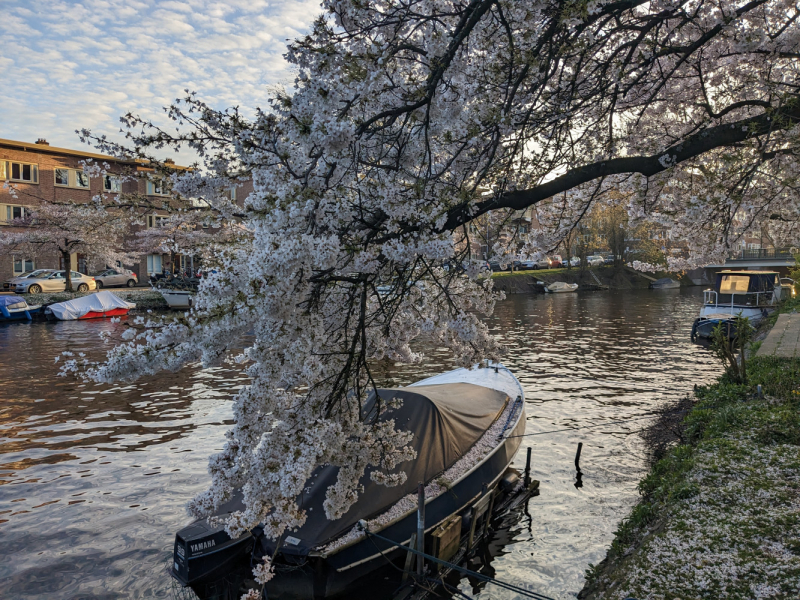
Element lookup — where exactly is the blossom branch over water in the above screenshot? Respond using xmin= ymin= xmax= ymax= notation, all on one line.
xmin=74 ymin=0 xmax=800 ymax=575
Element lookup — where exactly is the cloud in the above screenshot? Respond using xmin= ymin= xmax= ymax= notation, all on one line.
xmin=0 ymin=0 xmax=321 ymax=160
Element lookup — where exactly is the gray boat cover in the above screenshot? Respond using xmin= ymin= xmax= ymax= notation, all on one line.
xmin=267 ymin=383 xmax=509 ymax=553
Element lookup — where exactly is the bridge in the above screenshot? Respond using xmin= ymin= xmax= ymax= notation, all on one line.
xmin=707 ymin=247 xmax=797 ymax=269
xmin=689 ymin=248 xmax=796 ymax=285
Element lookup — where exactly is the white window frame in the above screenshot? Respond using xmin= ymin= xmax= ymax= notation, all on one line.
xmin=103 ymin=174 xmax=122 ymax=192
xmin=4 ymin=161 xmax=39 ymax=184
xmin=12 ymin=257 xmax=35 ymax=276
xmin=54 ymin=168 xmax=90 ymax=189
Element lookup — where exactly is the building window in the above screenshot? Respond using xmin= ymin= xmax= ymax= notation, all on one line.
xmin=146 ymin=179 xmax=168 ymax=196
xmin=12 ymin=258 xmax=35 ymax=275
xmin=146 ymin=254 xmax=163 ymax=275
xmin=2 ymin=204 xmax=25 ymax=222
xmin=103 ymin=175 xmax=121 ymax=192
xmin=147 ymin=214 xmax=168 ymax=228
xmin=54 ymin=168 xmax=90 ymax=189
xmin=4 ymin=161 xmax=39 ymax=183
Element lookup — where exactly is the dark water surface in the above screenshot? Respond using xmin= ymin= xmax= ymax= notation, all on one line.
xmin=0 ymin=288 xmax=719 ymax=599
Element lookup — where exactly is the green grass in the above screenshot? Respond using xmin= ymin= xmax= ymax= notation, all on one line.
xmin=584 ymin=305 xmax=800 ymax=599
xmin=489 ymin=265 xmax=608 ymax=278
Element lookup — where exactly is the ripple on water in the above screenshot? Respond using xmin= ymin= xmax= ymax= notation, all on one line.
xmin=0 ymin=288 xmax=719 ymax=599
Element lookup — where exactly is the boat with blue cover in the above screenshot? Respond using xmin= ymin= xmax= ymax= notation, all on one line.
xmin=0 ymin=295 xmax=42 ymax=321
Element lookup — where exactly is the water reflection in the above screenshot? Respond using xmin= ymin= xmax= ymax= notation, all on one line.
xmin=0 ymin=288 xmax=719 ymax=599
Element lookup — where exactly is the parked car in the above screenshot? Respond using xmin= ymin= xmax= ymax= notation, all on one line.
xmin=586 ymin=255 xmax=605 ymax=267
xmin=93 ymin=268 xmax=138 ymax=289
xmin=534 ymin=257 xmax=553 ymax=269
xmin=550 ymin=255 xmax=563 ymax=268
xmin=3 ymin=269 xmax=55 ymax=291
xmin=518 ymin=259 xmax=537 ymax=270
xmin=15 ymin=271 xmax=97 ymax=294
xmin=603 ymin=255 xmax=616 ymax=265
xmin=568 ymin=257 xmax=581 ymax=267
xmin=488 ymin=259 xmax=520 ymax=272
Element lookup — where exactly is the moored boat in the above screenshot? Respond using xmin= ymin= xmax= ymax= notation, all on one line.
xmin=171 ymin=364 xmax=527 ymax=599
xmin=0 ymin=295 xmax=42 ymax=321
xmin=691 ymin=270 xmax=789 ymax=341
xmin=158 ymin=289 xmax=194 ymax=309
xmin=650 ymin=277 xmax=680 ymax=289
xmin=45 ymin=291 xmax=135 ymax=321
xmin=544 ymin=281 xmax=578 ymax=293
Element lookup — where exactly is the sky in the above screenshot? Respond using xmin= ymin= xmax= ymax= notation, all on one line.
xmin=0 ymin=0 xmax=320 ymax=159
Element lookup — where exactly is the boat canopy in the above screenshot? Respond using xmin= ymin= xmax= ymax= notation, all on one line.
xmin=0 ymin=296 xmax=27 ymax=310
xmin=263 ymin=383 xmax=510 ymax=554
xmin=716 ymin=271 xmax=778 ymax=294
xmin=47 ymin=291 xmax=135 ymax=320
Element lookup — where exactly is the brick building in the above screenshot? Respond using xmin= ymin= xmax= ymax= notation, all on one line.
xmin=0 ymin=137 xmax=250 ymax=284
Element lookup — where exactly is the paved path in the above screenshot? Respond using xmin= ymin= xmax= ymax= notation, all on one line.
xmin=757 ymin=313 xmax=800 ymax=358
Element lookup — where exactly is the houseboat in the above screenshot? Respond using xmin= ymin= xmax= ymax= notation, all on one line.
xmin=691 ymin=270 xmax=789 ymax=340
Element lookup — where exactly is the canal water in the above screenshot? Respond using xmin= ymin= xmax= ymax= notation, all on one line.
xmin=0 ymin=288 xmax=720 ymax=599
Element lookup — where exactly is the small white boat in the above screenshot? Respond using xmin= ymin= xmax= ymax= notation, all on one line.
xmin=0 ymin=295 xmax=42 ymax=321
xmin=650 ymin=278 xmax=680 ymax=289
xmin=544 ymin=281 xmax=578 ymax=293
xmin=158 ymin=289 xmax=194 ymax=309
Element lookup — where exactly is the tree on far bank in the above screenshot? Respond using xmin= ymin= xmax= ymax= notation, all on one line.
xmin=0 ymin=200 xmax=134 ymax=292
xmin=74 ymin=0 xmax=800 ymax=584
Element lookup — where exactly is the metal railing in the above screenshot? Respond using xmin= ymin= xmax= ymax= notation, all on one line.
xmin=703 ymin=289 xmax=774 ymax=308
xmin=727 ymin=247 xmax=796 ymax=261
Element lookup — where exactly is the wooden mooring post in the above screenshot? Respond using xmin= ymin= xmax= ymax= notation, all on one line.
xmin=416 ymin=483 xmax=425 ymax=576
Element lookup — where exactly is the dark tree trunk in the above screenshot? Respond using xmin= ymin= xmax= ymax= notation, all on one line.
xmin=61 ymin=249 xmax=73 ymax=292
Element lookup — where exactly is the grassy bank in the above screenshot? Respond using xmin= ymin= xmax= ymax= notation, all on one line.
xmin=490 ymin=265 xmax=668 ymax=293
xmin=581 ymin=301 xmax=800 ymax=599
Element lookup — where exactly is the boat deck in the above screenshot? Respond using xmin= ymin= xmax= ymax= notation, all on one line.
xmin=757 ymin=313 xmax=800 ymax=358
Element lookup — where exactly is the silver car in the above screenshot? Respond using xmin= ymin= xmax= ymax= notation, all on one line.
xmin=3 ymin=269 xmax=56 ymax=291
xmin=16 ymin=271 xmax=97 ymax=294
xmin=93 ymin=268 xmax=138 ymax=289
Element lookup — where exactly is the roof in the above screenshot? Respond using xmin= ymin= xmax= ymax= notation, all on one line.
xmin=719 ymin=270 xmax=779 ymax=275
xmin=0 ymin=137 xmax=188 ymax=170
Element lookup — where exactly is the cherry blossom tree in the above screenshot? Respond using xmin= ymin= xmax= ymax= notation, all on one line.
xmin=0 ymin=200 xmax=135 ymax=292
xmin=131 ymin=209 xmax=247 ymax=278
xmin=75 ymin=0 xmax=800 ymax=585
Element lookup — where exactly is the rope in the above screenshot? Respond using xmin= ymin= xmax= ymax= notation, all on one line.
xmin=359 ymin=526 xmax=555 ymax=600
xmin=503 ymin=410 xmax=693 ymax=439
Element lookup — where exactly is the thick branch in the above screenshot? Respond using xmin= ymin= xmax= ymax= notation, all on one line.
xmin=441 ymin=104 xmax=800 ymax=231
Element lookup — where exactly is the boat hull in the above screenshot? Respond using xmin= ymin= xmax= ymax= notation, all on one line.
xmin=159 ymin=290 xmax=194 ymax=309
xmin=79 ymin=308 xmax=131 ymax=319
xmin=46 ymin=307 xmax=131 ymax=321
xmin=262 ymin=403 xmax=525 ymax=599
